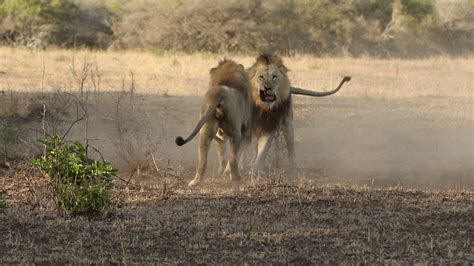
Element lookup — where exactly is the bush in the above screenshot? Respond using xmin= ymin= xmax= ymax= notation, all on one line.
xmin=1 ymin=0 xmax=473 ymax=57
xmin=32 ymin=136 xmax=117 ymax=214
xmin=401 ymin=0 xmax=433 ymax=21
xmin=110 ymin=1 xmax=278 ymax=53
xmin=0 ymin=0 xmax=113 ymax=48
xmin=110 ymin=0 xmax=473 ymax=57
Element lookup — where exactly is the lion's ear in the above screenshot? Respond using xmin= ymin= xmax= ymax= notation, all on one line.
xmin=238 ymin=64 xmax=244 ymax=70
xmin=256 ymin=54 xmax=271 ymax=65
xmin=247 ymin=65 xmax=257 ymax=79
xmin=279 ymin=64 xmax=289 ymax=74
xmin=210 ymin=67 xmax=217 ymax=75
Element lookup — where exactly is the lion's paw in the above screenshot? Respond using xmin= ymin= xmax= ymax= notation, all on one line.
xmin=188 ymin=178 xmax=201 ymax=187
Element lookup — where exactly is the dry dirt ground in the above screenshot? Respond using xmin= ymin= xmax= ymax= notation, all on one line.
xmin=1 ymin=176 xmax=473 ymax=264
xmin=0 ymin=48 xmax=473 ymax=263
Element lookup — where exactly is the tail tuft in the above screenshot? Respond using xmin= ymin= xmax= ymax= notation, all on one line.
xmin=175 ymin=136 xmax=185 ymax=146
xmin=343 ymin=76 xmax=351 ymax=82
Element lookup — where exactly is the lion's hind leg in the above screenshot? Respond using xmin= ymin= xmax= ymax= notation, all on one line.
xmin=189 ymin=122 xmax=218 ymax=187
xmin=215 ymin=135 xmax=227 ymax=175
xmin=227 ymin=129 xmax=243 ymax=182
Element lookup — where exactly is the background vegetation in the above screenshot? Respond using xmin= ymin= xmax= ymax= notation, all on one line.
xmin=0 ymin=0 xmax=472 ymax=57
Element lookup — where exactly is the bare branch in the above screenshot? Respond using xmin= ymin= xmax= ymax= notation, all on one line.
xmin=69 ymin=56 xmax=91 ymax=97
xmin=89 ymin=146 xmax=105 ymax=163
xmin=129 ymin=70 xmax=135 ymax=103
xmin=41 ymin=104 xmax=47 ymax=158
xmin=41 ymin=59 xmax=45 ymax=94
xmin=150 ymin=152 xmax=161 ymax=174
xmin=61 ymin=93 xmax=87 ymax=139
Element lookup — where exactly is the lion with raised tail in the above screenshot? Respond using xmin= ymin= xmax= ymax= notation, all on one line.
xmin=247 ymin=54 xmax=351 ymax=173
xmin=175 ymin=59 xmax=252 ymax=186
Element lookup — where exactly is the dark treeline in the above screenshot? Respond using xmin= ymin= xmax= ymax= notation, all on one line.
xmin=0 ymin=0 xmax=473 ymax=57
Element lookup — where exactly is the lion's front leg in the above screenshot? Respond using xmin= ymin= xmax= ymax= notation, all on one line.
xmin=252 ymin=133 xmax=274 ymax=175
xmin=227 ymin=130 xmax=243 ymax=181
xmin=282 ymin=117 xmax=296 ymax=169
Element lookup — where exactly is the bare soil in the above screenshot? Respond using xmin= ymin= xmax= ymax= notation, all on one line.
xmin=1 ymin=174 xmax=473 ymax=264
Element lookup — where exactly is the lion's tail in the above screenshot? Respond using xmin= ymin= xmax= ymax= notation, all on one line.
xmin=290 ymin=76 xmax=351 ymax=97
xmin=175 ymin=94 xmax=224 ymax=146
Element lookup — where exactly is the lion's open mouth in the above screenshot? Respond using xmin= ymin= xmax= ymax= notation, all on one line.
xmin=260 ymin=89 xmax=276 ymax=103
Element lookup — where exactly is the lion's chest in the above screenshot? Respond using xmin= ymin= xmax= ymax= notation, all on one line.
xmin=253 ymin=98 xmax=291 ymax=135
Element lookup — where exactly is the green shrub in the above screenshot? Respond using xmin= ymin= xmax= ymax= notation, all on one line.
xmin=32 ymin=136 xmax=117 ymax=214
xmin=401 ymin=0 xmax=433 ymax=21
xmin=150 ymin=47 xmax=170 ymax=57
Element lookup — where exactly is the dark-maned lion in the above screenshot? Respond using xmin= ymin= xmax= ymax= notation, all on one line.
xmin=175 ymin=59 xmax=252 ymax=186
xmin=247 ymin=54 xmax=351 ymax=173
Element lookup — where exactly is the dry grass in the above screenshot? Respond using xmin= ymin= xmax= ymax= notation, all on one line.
xmin=0 ymin=47 xmax=472 ymax=100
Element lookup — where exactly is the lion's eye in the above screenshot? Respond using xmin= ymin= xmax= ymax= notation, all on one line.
xmin=258 ymin=75 xmax=264 ymax=80
xmin=272 ymin=75 xmax=277 ymax=80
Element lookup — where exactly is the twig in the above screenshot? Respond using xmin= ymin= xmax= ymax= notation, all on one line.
xmin=90 ymin=68 xmax=97 ymax=93
xmin=90 ymin=146 xmax=105 ymax=163
xmin=70 ymin=56 xmax=91 ymax=97
xmin=160 ymin=180 xmax=168 ymax=200
xmin=150 ymin=152 xmax=185 ymax=184
xmin=166 ymin=171 xmax=186 ymax=184
xmin=150 ymin=152 xmax=163 ymax=176
xmin=41 ymin=59 xmax=45 ymax=94
xmin=114 ymin=171 xmax=134 ymax=185
xmin=96 ymin=64 xmax=101 ymax=93
xmin=129 ymin=70 xmax=135 ymax=103
xmin=41 ymin=104 xmax=47 ymax=158
xmin=90 ymin=63 xmax=101 ymax=101
xmin=84 ymin=99 xmax=89 ymax=157
xmin=61 ymin=103 xmax=84 ymax=139
xmin=61 ymin=93 xmax=87 ymax=139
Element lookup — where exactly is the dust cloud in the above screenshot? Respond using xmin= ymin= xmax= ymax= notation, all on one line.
xmin=293 ymin=96 xmax=473 ymax=188
xmin=35 ymin=92 xmax=472 ymax=190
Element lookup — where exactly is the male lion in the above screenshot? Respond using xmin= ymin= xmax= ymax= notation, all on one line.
xmin=175 ymin=59 xmax=252 ymax=186
xmin=246 ymin=53 xmax=351 ymax=173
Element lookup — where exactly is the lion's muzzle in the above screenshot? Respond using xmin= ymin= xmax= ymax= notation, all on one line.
xmin=260 ymin=87 xmax=276 ymax=103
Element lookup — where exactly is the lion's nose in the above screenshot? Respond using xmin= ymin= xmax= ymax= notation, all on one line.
xmin=264 ymin=86 xmax=272 ymax=91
